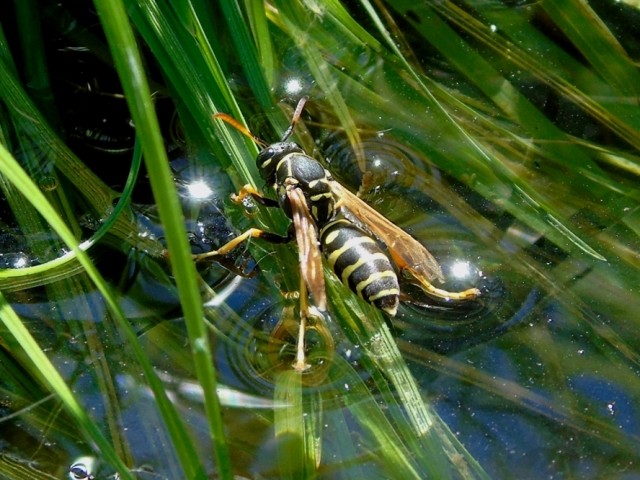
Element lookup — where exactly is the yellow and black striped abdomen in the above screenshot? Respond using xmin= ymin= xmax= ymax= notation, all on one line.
xmin=320 ymin=219 xmax=400 ymax=316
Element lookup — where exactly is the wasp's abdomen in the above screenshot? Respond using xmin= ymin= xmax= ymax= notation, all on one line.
xmin=320 ymin=219 xmax=400 ymax=316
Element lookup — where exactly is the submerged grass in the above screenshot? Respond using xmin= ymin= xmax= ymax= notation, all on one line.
xmin=1 ymin=0 xmax=639 ymax=478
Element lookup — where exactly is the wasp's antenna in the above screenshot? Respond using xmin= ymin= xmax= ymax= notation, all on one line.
xmin=280 ymin=96 xmax=309 ymax=142
xmin=213 ymin=113 xmax=268 ymax=148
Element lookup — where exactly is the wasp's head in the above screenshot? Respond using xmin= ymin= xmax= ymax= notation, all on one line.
xmin=256 ymin=142 xmax=304 ymax=181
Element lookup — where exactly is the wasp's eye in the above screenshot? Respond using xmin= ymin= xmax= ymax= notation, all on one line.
xmin=257 ymin=147 xmax=274 ymax=164
xmin=257 ymin=147 xmax=278 ymax=180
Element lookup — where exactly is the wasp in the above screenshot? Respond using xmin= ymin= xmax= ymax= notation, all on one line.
xmin=197 ymin=97 xmax=480 ymax=370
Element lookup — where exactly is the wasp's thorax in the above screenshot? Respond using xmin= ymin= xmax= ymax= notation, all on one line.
xmin=261 ymin=144 xmax=337 ymax=226
xmin=257 ymin=142 xmax=304 ymax=181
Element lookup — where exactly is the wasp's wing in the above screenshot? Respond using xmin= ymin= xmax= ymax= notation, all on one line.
xmin=287 ymin=187 xmax=327 ymax=311
xmin=330 ymin=180 xmax=445 ymax=284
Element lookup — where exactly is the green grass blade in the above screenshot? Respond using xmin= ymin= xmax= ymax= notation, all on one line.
xmin=12 ymin=0 xmax=58 ymax=124
xmin=329 ymin=357 xmax=425 ymax=479
xmin=91 ymin=0 xmax=232 ymax=477
xmin=245 ymin=0 xmax=276 ymax=86
xmin=217 ymin=0 xmax=271 ymax=106
xmin=0 ymin=143 xmax=137 ymax=480
xmin=542 ymin=0 xmax=640 ymax=99
xmin=274 ymin=371 xmax=317 ymax=479
xmin=274 ymin=1 xmax=364 ymax=167
xmin=437 ymin=2 xmax=640 ymax=150
xmin=326 ymin=277 xmax=489 ymax=479
xmin=0 ymin=294 xmax=134 ymax=480
xmin=374 ymin=1 xmax=609 ymax=261
xmin=0 ymin=138 xmax=204 ymax=478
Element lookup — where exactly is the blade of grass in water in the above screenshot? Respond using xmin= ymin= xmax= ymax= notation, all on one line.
xmin=0 ymin=34 xmax=164 ymax=291
xmin=274 ymin=371 xmax=317 ymax=479
xmin=245 ymin=0 xmax=276 ymax=87
xmin=217 ymin=0 xmax=271 ymax=106
xmin=542 ymin=0 xmax=640 ymax=99
xmin=0 ymin=143 xmax=136 ymax=480
xmin=274 ymin=1 xmax=365 ymax=168
xmin=326 ymin=275 xmax=490 ymax=479
xmin=367 ymin=0 xmax=608 ymax=261
xmin=435 ymin=2 xmax=640 ymax=150
xmin=91 ymin=0 xmax=232 ymax=477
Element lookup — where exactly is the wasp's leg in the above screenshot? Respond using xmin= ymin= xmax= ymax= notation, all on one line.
xmin=193 ymin=228 xmax=292 ymax=262
xmin=231 ymin=184 xmax=279 ymax=208
xmin=292 ymin=273 xmax=327 ymax=372
xmin=406 ymin=270 xmax=481 ymax=302
xmin=293 ymin=274 xmax=311 ymax=372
